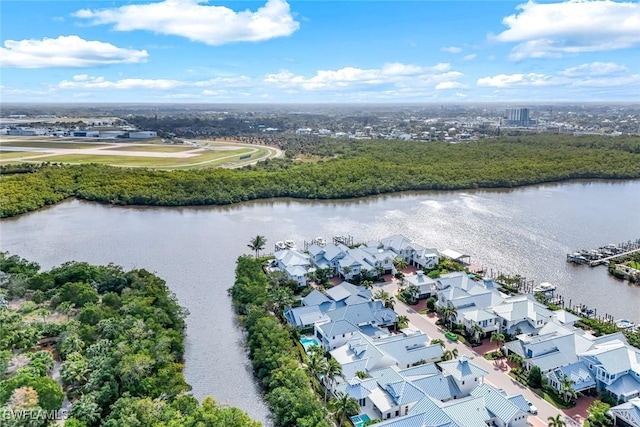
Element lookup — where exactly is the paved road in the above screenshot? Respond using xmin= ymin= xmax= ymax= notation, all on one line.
xmin=378 ymin=280 xmax=580 ymax=427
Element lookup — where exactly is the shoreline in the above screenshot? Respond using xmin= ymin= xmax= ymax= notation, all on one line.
xmin=2 ymin=172 xmax=639 ymax=219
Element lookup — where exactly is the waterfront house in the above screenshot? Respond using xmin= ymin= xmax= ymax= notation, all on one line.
xmin=307 ymin=242 xmax=348 ymax=275
xmin=274 ymin=249 xmax=314 ymax=287
xmin=379 ymin=234 xmax=439 ymax=269
xmin=580 ymin=340 xmax=640 ymax=403
xmin=435 ymin=271 xmax=505 ymax=332
xmin=284 ymin=281 xmax=378 ymax=329
xmin=403 ymin=271 xmax=437 ymax=299
xmin=492 ymin=294 xmax=555 ymax=335
xmin=337 ymin=246 xmax=396 ymax=280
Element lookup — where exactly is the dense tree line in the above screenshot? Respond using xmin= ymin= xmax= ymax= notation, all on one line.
xmin=229 ymin=256 xmax=332 ymax=427
xmin=0 ymin=253 xmax=260 ymax=427
xmin=2 ymin=136 xmax=640 ymax=218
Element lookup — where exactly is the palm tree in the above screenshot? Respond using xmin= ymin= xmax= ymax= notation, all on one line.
xmin=361 ymin=280 xmax=374 ymax=290
xmin=355 ymin=371 xmax=368 ymax=379
xmin=57 ymin=301 xmax=73 ymax=321
xmin=323 ymin=358 xmax=343 ymax=401
xmin=442 ymin=305 xmax=458 ymax=329
xmin=268 ymin=286 xmax=295 ymax=316
xmin=471 ymin=324 xmax=485 ymax=344
xmin=38 ymin=308 xmax=50 ymax=323
xmin=507 ymin=353 xmax=523 ymax=367
xmin=431 ymin=338 xmax=445 ymax=348
xmin=393 ymin=257 xmax=408 ymax=272
xmin=305 ymin=351 xmax=327 ymax=392
xmin=330 ymin=392 xmax=360 ymax=427
xmin=560 ymin=374 xmax=577 ymax=404
xmin=490 ymin=332 xmax=506 ymax=355
xmin=342 ymin=266 xmax=352 ymax=278
xmin=306 ymin=344 xmax=324 ymax=356
xmin=404 ymin=284 xmax=419 ymax=304
xmin=547 ymin=414 xmax=566 ymax=427
xmin=248 ymin=235 xmax=267 ymax=258
xmin=373 ymin=289 xmax=394 ymax=309
xmin=443 ymin=348 xmax=459 ymax=361
xmin=397 ymin=315 xmax=409 ymax=329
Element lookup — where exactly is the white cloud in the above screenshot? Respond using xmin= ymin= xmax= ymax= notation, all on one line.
xmin=264 ymin=62 xmax=461 ymax=90
xmin=73 ymin=0 xmax=299 ymax=46
xmin=59 ymin=75 xmax=182 ymax=90
xmin=463 ymin=54 xmax=477 ymax=61
xmin=477 ymin=61 xmax=638 ymax=88
xmin=494 ymin=0 xmax=640 ymax=59
xmin=435 ymin=81 xmax=468 ymax=90
xmin=560 ymin=61 xmax=628 ymax=77
xmin=441 ymin=46 xmax=462 ymax=53
xmin=477 ymin=73 xmax=558 ymax=87
xmin=0 ymin=35 xmax=148 ymax=68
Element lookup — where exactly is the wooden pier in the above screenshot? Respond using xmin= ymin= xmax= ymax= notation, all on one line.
xmin=566 ymin=238 xmax=640 ymax=267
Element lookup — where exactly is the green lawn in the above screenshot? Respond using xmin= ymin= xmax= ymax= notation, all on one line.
xmin=0 ymin=151 xmax=44 ymax=160
xmin=36 ymin=148 xmax=255 ymax=168
xmin=0 ymin=140 xmax=108 ymax=149
xmin=628 ymin=261 xmax=640 ymax=269
xmin=103 ymin=144 xmax=197 ymax=153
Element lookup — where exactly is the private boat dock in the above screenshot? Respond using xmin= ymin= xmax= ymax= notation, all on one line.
xmin=566 ymin=238 xmax=640 ymax=267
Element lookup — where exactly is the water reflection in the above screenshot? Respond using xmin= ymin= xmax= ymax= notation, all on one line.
xmin=1 ymin=180 xmax=639 ymax=425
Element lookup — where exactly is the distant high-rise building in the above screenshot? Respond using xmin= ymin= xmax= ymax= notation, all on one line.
xmin=504 ymin=108 xmax=531 ymax=126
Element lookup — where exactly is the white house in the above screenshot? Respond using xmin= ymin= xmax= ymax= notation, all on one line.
xmin=274 ymin=249 xmax=314 ymax=287
xmin=438 ymin=355 xmax=488 ymax=396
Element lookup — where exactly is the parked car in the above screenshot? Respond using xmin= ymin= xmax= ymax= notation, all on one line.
xmin=525 ymin=399 xmax=538 ymax=415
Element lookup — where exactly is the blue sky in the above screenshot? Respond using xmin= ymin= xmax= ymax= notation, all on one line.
xmin=1 ymin=0 xmax=639 ymax=103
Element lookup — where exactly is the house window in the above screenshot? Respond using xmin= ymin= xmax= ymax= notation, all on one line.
xmin=462 ymin=381 xmax=465 ymax=385
xmin=359 ymin=398 xmax=366 ymax=406
xmin=395 ymin=410 xmax=399 ymax=417
xmin=386 ymin=413 xmax=391 ymax=419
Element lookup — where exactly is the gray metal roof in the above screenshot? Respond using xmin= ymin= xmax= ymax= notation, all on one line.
xmin=441 ymin=396 xmax=491 ymax=427
xmin=386 ymin=380 xmax=426 ymax=405
xmin=438 ymin=356 xmax=488 ymax=381
xmin=302 ymin=289 xmax=331 ymax=306
xmin=319 ymin=320 xmax=359 ymax=337
xmin=398 ymin=363 xmax=440 ymax=378
xmin=529 ymin=349 xmax=577 ymax=373
xmin=326 ymin=285 xmax=351 ymax=302
xmin=607 ymin=374 xmax=640 ymax=398
xmin=550 ymin=361 xmax=595 ymax=392
xmin=470 ymin=384 xmax=524 ymax=423
xmin=412 ymin=373 xmax=460 ymax=401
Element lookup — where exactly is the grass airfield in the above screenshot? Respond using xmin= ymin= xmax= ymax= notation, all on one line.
xmin=0 ymin=137 xmax=280 ymax=169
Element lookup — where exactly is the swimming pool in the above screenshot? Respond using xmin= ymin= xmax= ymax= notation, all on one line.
xmin=350 ymin=414 xmax=371 ymax=427
xmin=300 ymin=336 xmax=320 ymax=352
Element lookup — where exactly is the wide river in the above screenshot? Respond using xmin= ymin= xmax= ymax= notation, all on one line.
xmin=1 ymin=180 xmax=639 ymax=424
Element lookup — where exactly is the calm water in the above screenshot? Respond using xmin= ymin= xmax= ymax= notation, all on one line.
xmin=1 ymin=180 xmax=639 ymax=423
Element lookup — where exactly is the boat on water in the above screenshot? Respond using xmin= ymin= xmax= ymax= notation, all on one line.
xmin=615 ymin=319 xmax=636 ymax=330
xmin=275 ymin=241 xmax=287 ymax=251
xmin=284 ymin=240 xmax=297 ymax=249
xmin=316 ymin=237 xmax=327 ymax=247
xmin=533 ymin=282 xmax=556 ymax=293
